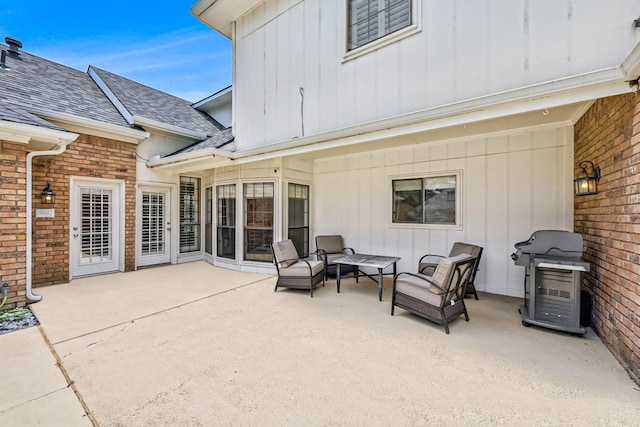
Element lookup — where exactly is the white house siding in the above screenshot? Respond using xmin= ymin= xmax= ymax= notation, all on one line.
xmin=232 ymin=0 xmax=639 ymax=150
xmin=312 ymin=125 xmax=574 ymax=298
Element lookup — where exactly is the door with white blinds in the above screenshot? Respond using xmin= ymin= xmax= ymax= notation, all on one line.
xmin=137 ymin=186 xmax=171 ymax=266
xmin=180 ymin=176 xmax=201 ymax=253
xmin=70 ymin=179 xmax=121 ymax=277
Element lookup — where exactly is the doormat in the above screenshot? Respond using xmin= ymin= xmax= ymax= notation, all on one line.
xmin=0 ymin=306 xmax=40 ymax=335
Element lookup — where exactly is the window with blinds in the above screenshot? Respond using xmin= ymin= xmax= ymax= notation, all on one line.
xmin=348 ymin=0 xmax=412 ymax=51
xmin=180 ymin=176 xmax=201 ymax=253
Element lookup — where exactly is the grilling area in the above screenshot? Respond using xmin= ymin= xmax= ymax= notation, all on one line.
xmin=1 ymin=261 xmax=639 ymax=426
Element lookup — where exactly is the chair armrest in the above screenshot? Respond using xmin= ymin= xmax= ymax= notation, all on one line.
xmin=315 ymin=249 xmax=328 ymax=263
xmin=393 ymin=272 xmax=446 ymax=293
xmin=344 ymin=247 xmax=355 ymax=254
xmin=301 ymin=259 xmax=314 ymax=275
xmin=418 ymin=254 xmax=445 ymax=264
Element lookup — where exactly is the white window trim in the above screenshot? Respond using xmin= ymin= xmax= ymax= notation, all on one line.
xmin=213 ymin=182 xmax=238 ymax=262
xmin=241 ymin=179 xmax=279 ymax=265
xmin=387 ymin=170 xmax=463 ymax=230
xmin=284 ymin=180 xmax=312 ymax=258
xmin=343 ymin=0 xmax=421 ymax=63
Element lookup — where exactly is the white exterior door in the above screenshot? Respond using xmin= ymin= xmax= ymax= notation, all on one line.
xmin=70 ymin=179 xmax=122 ymax=277
xmin=137 ymin=186 xmax=172 ymax=267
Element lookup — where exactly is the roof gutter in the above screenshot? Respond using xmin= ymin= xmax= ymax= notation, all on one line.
xmin=29 ymin=107 xmax=149 ymax=144
xmin=25 ymin=136 xmax=78 ymax=302
xmin=146 ymin=146 xmax=235 ymax=169
xmin=0 ymin=120 xmax=74 ymax=145
xmin=132 ymin=115 xmax=208 ymax=140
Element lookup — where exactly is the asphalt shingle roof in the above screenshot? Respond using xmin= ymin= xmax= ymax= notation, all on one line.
xmin=0 ymin=41 xmax=234 ymax=159
xmin=169 ymin=128 xmax=235 ymax=155
xmin=90 ymin=67 xmax=223 ymax=137
xmin=0 ymin=103 xmax=66 ymax=131
xmin=0 ymin=44 xmax=130 ymax=129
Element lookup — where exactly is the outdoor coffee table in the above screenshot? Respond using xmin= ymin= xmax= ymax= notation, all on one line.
xmin=333 ymin=254 xmax=401 ymax=301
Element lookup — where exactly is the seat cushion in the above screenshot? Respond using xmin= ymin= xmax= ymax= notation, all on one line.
xmin=316 ymin=235 xmax=344 ymax=254
xmin=395 ymin=274 xmax=443 ymax=307
xmin=272 ymin=240 xmax=299 ymax=268
xmin=278 ymin=260 xmax=324 ymax=277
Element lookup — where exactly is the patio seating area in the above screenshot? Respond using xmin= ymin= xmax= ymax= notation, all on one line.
xmin=1 ymin=261 xmax=639 ymax=426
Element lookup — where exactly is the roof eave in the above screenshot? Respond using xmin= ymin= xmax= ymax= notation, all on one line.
xmin=0 ymin=119 xmax=79 ymax=147
xmin=32 ymin=108 xmax=149 ymax=144
xmin=146 ymin=146 xmax=235 ymax=170
xmin=191 ymin=0 xmax=264 ymax=38
xmin=132 ymin=115 xmax=208 ymax=140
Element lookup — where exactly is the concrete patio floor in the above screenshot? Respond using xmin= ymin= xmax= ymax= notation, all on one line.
xmin=1 ymin=261 xmax=639 ymax=426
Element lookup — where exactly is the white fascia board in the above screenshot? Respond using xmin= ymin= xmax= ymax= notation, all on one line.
xmin=0 ymin=120 xmax=78 ymax=145
xmin=231 ymin=67 xmax=630 ymax=161
xmin=192 ymin=85 xmax=232 ymax=109
xmin=31 ymin=108 xmax=149 ymax=144
xmin=146 ymin=146 xmax=234 ymax=169
xmin=131 ymin=116 xmax=208 ymax=140
xmin=87 ymin=66 xmax=134 ymax=125
xmin=191 ymin=0 xmax=263 ymax=38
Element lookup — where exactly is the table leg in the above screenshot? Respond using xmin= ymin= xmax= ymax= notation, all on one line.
xmin=378 ymin=268 xmax=383 ymax=301
xmin=336 ymin=264 xmax=341 ymax=293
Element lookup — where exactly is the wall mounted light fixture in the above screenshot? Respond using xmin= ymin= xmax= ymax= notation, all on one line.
xmin=41 ymin=182 xmax=55 ymax=204
xmin=574 ymin=160 xmax=601 ymax=196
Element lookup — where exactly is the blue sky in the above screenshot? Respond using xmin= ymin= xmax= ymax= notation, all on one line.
xmin=0 ymin=1 xmax=232 ymax=102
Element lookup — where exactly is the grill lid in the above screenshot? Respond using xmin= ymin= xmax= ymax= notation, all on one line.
xmin=511 ymin=230 xmax=586 ymax=266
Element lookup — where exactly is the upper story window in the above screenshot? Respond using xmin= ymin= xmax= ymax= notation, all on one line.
xmin=348 ymin=0 xmax=412 ymax=51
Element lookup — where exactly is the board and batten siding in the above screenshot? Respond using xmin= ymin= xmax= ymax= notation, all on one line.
xmin=233 ymin=0 xmax=638 ymax=150
xmin=312 ymin=126 xmax=574 ymax=298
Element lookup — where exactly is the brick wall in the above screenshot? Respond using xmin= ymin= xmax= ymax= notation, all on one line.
xmin=574 ymin=93 xmax=640 ymax=385
xmin=31 ymin=134 xmax=137 ymax=287
xmin=0 ymin=141 xmax=27 ymax=309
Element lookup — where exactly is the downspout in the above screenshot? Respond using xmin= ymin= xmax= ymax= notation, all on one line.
xmin=25 ymin=141 xmax=70 ymax=302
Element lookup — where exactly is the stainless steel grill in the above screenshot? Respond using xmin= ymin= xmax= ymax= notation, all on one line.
xmin=511 ymin=230 xmax=589 ymax=335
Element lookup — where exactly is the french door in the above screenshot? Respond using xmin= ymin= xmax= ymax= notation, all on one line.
xmin=137 ymin=186 xmax=172 ymax=267
xmin=70 ymin=179 xmax=122 ymax=277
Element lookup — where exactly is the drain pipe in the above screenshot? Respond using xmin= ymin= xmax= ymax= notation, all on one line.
xmin=26 ymin=142 xmax=70 ymax=302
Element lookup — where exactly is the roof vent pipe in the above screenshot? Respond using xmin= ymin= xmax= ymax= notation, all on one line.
xmin=0 ymin=49 xmax=8 ymax=69
xmin=5 ymin=36 xmax=22 ymax=55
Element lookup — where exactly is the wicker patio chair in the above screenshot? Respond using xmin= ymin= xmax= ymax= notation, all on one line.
xmin=315 ymin=235 xmax=359 ymax=282
xmin=392 ymin=253 xmax=477 ymax=334
xmin=418 ymin=242 xmax=483 ymax=300
xmin=272 ymin=239 xmax=325 ymax=297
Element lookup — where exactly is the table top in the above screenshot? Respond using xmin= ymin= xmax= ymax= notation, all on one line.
xmin=332 ymin=254 xmax=401 ymax=269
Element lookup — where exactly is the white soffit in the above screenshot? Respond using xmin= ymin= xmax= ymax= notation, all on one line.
xmin=0 ymin=120 xmax=78 ymax=147
xmin=191 ymin=0 xmax=264 ymax=38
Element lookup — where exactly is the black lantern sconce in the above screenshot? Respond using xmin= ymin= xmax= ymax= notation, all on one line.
xmin=574 ymin=161 xmax=601 ymax=196
xmin=41 ymin=182 xmax=55 ymax=204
